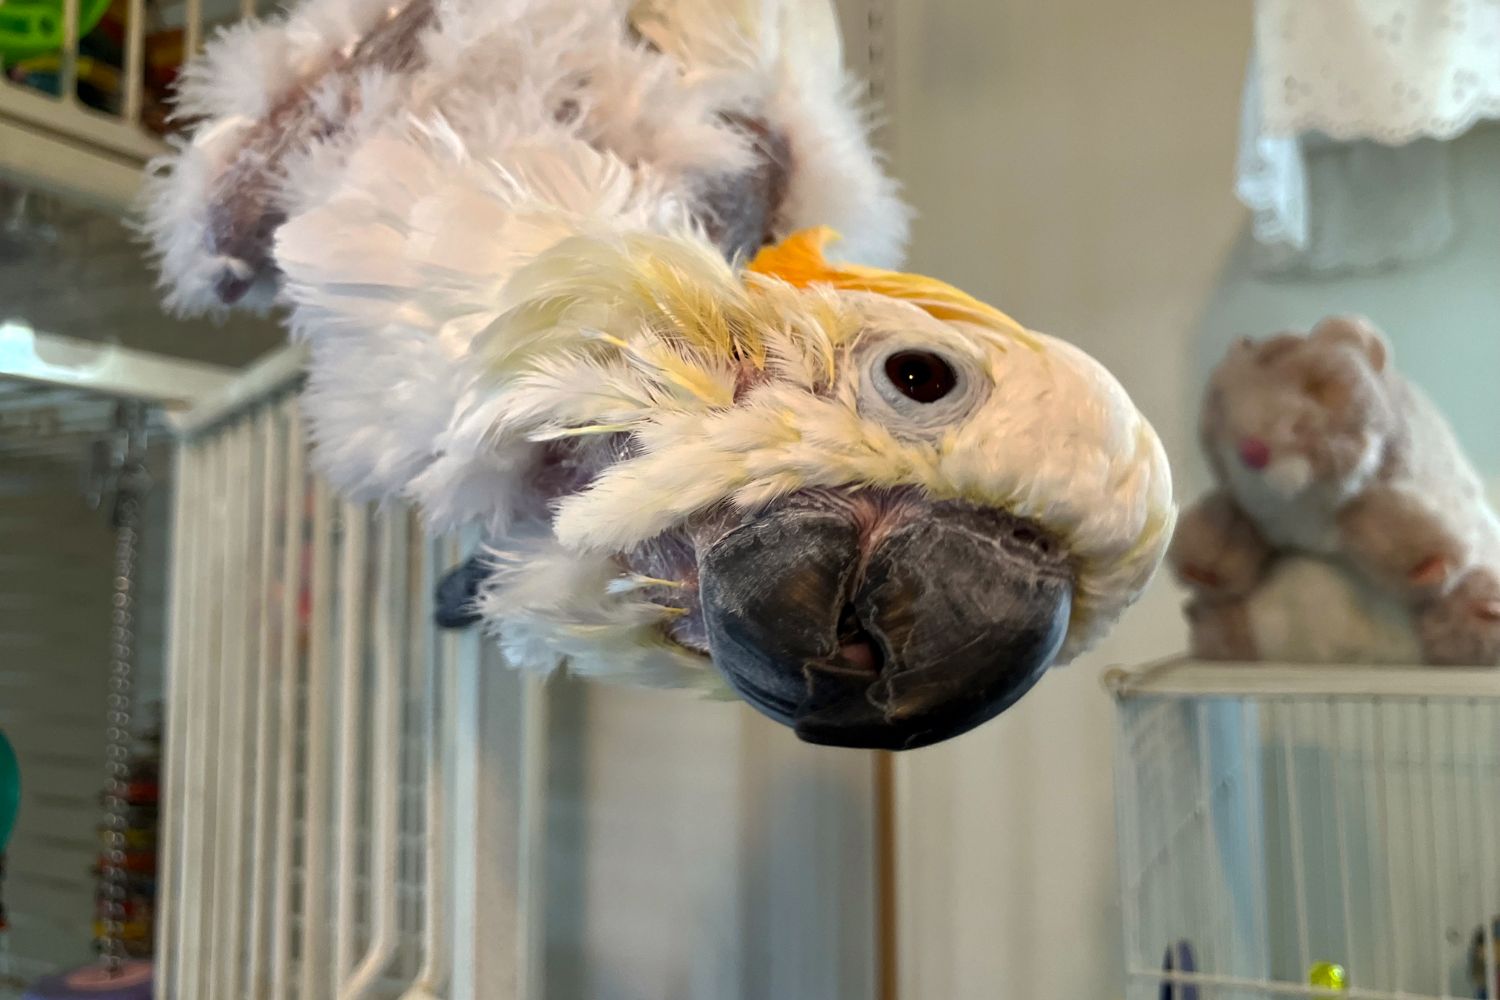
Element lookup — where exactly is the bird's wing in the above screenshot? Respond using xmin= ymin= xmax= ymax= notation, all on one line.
xmin=630 ymin=0 xmax=909 ymax=268
xmin=145 ymin=0 xmax=907 ymax=538
xmin=273 ymin=123 xmax=690 ymax=534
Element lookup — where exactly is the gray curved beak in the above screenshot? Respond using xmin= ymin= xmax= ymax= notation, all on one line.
xmin=699 ymin=500 xmax=1073 ymax=750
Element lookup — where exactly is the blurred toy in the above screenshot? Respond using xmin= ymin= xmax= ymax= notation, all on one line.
xmin=1309 ymin=961 xmax=1346 ymax=995
xmin=0 ymin=729 xmax=17 ymax=853
xmin=88 ymin=718 xmax=159 ymax=961
xmin=1171 ymin=315 xmax=1500 ymax=666
xmin=1471 ymin=917 xmax=1500 ymax=998
xmin=23 ymin=406 xmax=154 ymax=1000
xmin=1160 ymin=940 xmax=1199 ymax=1000
xmin=6 ymin=53 xmax=122 ymax=112
xmin=2 ymin=0 xmax=189 ymax=134
xmin=0 ymin=0 xmax=112 ymax=63
xmin=0 ymin=728 xmax=17 ymax=933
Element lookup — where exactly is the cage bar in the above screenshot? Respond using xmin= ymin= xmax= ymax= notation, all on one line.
xmin=1113 ymin=658 xmax=1500 ymax=1000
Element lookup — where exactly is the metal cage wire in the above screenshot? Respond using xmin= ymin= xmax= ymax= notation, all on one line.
xmin=0 ymin=374 xmax=174 ymax=997
xmin=1112 ymin=659 xmax=1500 ymax=1000
xmin=157 ymin=356 xmax=551 ymax=1000
xmin=167 ymin=388 xmax=428 ymax=999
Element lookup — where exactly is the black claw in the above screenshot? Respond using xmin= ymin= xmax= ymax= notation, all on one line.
xmin=434 ymin=554 xmax=489 ymax=630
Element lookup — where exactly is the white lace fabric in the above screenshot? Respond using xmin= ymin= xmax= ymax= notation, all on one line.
xmin=1257 ymin=0 xmax=1500 ymax=143
xmin=1237 ymin=0 xmax=1497 ymax=272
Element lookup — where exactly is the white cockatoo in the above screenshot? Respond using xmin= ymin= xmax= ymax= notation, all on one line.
xmin=145 ymin=0 xmax=1175 ymax=749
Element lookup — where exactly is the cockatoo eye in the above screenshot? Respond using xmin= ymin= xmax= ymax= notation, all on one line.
xmin=859 ymin=341 xmax=985 ymax=436
xmin=884 ymin=351 xmax=956 ymax=403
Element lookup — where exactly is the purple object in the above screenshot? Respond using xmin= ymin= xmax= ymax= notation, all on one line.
xmin=23 ymin=961 xmax=153 ymax=1000
xmin=1160 ymin=940 xmax=1199 ymax=1000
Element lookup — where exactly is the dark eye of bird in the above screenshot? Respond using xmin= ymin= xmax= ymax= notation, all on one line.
xmin=884 ymin=351 xmax=957 ymax=403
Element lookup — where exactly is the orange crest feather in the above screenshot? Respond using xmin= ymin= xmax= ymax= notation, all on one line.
xmin=747 ymin=227 xmax=1039 ymax=349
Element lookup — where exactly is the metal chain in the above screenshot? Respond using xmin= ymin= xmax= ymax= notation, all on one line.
xmin=864 ymin=0 xmax=894 ymax=158
xmin=99 ymin=402 xmax=149 ymax=975
xmin=866 ymin=0 xmax=887 ymax=108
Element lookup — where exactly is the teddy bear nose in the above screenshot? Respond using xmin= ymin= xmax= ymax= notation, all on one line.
xmin=1238 ymin=437 xmax=1271 ymax=470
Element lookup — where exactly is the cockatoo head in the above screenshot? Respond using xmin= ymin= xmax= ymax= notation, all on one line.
xmin=473 ymin=228 xmax=1174 ymax=750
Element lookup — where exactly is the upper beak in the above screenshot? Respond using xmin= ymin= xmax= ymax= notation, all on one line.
xmin=699 ymin=499 xmax=1073 ymax=750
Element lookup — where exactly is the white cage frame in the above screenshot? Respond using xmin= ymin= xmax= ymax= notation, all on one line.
xmin=0 ymin=328 xmax=233 ymax=994
xmin=158 ymin=346 xmax=552 ymax=1000
xmin=1110 ymin=657 xmax=1500 ymax=1000
xmin=0 ymin=337 xmax=553 ymax=1000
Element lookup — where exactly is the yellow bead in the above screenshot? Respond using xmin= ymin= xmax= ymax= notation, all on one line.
xmin=1309 ymin=962 xmax=1346 ymax=991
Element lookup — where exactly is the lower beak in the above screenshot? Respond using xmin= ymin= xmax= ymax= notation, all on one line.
xmin=699 ymin=500 xmax=1073 ymax=750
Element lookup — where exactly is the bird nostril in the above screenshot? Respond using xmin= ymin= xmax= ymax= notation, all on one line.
xmin=1238 ymin=437 xmax=1272 ymax=470
xmin=1009 ymin=524 xmax=1055 ymax=557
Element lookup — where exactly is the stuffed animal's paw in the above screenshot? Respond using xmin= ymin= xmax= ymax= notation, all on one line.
xmin=1168 ymin=492 xmax=1272 ymax=598
xmin=1409 ymin=554 xmax=1455 ymax=592
xmin=1417 ymin=569 xmax=1500 ymax=666
xmin=1339 ymin=491 xmax=1468 ymax=601
xmin=1185 ymin=596 xmax=1260 ymax=661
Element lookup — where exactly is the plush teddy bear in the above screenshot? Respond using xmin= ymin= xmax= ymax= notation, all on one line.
xmin=1171 ymin=315 xmax=1500 ymax=665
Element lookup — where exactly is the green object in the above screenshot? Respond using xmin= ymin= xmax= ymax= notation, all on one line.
xmin=1309 ymin=962 xmax=1347 ymax=994
xmin=0 ymin=729 xmax=17 ymax=853
xmin=0 ymin=0 xmax=113 ymax=63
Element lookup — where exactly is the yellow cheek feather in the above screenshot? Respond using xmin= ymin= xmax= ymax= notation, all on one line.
xmin=491 ymin=226 xmax=1173 ymax=663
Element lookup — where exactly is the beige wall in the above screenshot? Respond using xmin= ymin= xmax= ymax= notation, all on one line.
xmin=884 ymin=3 xmax=1252 ymax=997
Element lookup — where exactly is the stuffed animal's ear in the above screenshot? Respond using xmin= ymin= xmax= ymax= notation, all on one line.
xmin=1312 ymin=315 xmax=1389 ymax=372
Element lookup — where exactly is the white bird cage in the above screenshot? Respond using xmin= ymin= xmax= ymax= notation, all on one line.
xmin=156 ymin=348 xmax=551 ymax=1000
xmin=0 ymin=316 xmax=239 ymax=984
xmin=1110 ymin=657 xmax=1500 ymax=1000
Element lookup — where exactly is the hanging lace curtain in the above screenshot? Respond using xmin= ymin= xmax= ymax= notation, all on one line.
xmin=1238 ymin=0 xmax=1500 ymax=275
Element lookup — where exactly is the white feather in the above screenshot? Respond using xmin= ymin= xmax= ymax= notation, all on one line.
xmin=473 ymin=531 xmax=724 ymax=689
xmin=143 ymin=0 xmax=1166 ymax=688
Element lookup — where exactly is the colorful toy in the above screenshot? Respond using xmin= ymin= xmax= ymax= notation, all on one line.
xmin=1159 ymin=940 xmax=1199 ymax=1000
xmin=1471 ymin=917 xmax=1500 ymax=999
xmin=1309 ymin=961 xmax=1346 ymax=995
xmin=88 ymin=719 xmax=159 ymax=960
xmin=2 ymin=0 xmax=191 ymax=134
xmin=0 ymin=727 xmax=17 ymax=934
xmin=1172 ymin=316 xmax=1500 ymax=666
xmin=143 ymin=0 xmax=1174 ymax=750
xmin=0 ymin=728 xmax=17 ymax=853
xmin=0 ymin=0 xmax=112 ymax=63
xmin=6 ymin=53 xmax=123 ymax=112
xmin=24 ymin=405 xmax=153 ymax=1000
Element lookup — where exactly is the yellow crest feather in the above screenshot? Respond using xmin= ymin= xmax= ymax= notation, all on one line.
xmin=748 ymin=227 xmax=1042 ymax=351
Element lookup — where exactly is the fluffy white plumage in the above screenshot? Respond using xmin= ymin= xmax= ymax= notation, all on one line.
xmin=144 ymin=0 xmax=908 ymax=314
xmin=144 ymin=0 xmax=1172 ymax=702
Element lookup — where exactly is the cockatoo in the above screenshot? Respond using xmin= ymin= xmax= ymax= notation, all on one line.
xmin=144 ymin=0 xmax=1174 ymax=748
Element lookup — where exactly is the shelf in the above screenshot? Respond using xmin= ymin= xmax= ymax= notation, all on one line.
xmin=1103 ymin=654 xmax=1500 ymax=701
